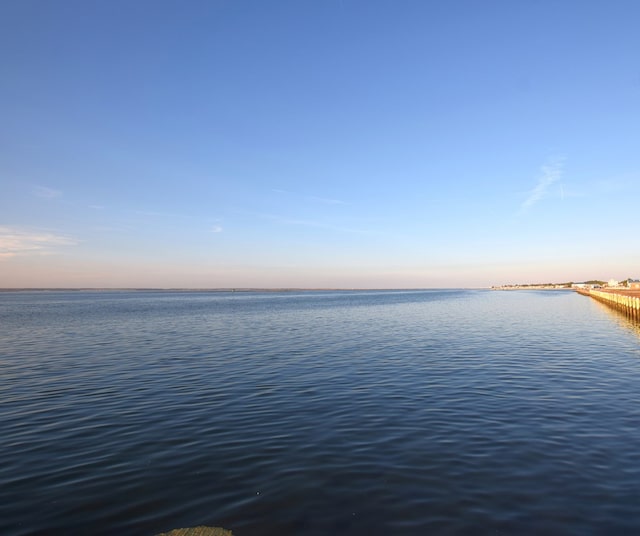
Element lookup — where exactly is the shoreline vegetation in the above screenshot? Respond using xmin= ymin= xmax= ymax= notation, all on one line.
xmin=492 ymin=284 xmax=573 ymax=290
xmin=494 ymin=278 xmax=640 ymax=294
xmin=493 ymin=280 xmax=609 ymax=290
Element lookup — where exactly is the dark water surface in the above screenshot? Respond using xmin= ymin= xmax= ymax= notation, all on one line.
xmin=2 ymin=289 xmax=640 ymax=535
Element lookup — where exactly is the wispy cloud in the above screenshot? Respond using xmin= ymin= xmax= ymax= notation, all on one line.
xmin=210 ymin=225 xmax=223 ymax=233
xmin=245 ymin=211 xmax=367 ymax=234
xmin=32 ymin=185 xmax=62 ymax=199
xmin=307 ymin=194 xmax=347 ymax=205
xmin=272 ymin=188 xmax=347 ymax=205
xmin=521 ymin=158 xmax=565 ymax=211
xmin=281 ymin=218 xmax=364 ymax=234
xmin=0 ymin=226 xmax=77 ymax=258
xmin=131 ymin=209 xmax=182 ymax=218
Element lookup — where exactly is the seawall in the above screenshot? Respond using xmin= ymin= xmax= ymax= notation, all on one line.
xmin=577 ymin=288 xmax=640 ymax=321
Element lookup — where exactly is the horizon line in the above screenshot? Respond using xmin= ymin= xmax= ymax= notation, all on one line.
xmin=0 ymin=286 xmax=489 ymax=292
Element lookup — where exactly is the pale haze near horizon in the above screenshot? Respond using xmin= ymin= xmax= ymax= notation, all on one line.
xmin=1 ymin=1 xmax=639 ymax=289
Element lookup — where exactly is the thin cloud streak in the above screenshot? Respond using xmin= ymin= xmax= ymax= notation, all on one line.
xmin=250 ymin=211 xmax=369 ymax=235
xmin=521 ymin=158 xmax=565 ymax=211
xmin=131 ymin=209 xmax=185 ymax=218
xmin=32 ymin=185 xmax=62 ymax=198
xmin=306 ymin=194 xmax=347 ymax=205
xmin=0 ymin=226 xmax=78 ymax=258
xmin=272 ymin=188 xmax=347 ymax=205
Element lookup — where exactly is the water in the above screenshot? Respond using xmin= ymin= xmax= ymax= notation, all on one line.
xmin=1 ymin=289 xmax=639 ymax=535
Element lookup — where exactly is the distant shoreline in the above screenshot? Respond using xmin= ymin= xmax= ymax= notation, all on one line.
xmin=0 ymin=287 xmax=486 ymax=293
xmin=491 ymin=286 xmax=572 ymax=291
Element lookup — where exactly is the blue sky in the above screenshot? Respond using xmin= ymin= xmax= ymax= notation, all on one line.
xmin=1 ymin=0 xmax=639 ymax=288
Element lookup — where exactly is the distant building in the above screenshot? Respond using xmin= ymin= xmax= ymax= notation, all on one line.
xmin=608 ymin=279 xmax=619 ymax=287
xmin=572 ymin=283 xmax=589 ymax=289
xmin=629 ymin=279 xmax=640 ymax=289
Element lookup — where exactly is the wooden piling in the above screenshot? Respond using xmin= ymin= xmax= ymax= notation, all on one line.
xmin=579 ymin=288 xmax=640 ymax=321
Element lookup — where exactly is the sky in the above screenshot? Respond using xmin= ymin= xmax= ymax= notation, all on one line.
xmin=1 ymin=0 xmax=639 ymax=288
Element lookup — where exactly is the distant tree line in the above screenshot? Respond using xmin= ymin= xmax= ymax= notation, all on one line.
xmin=497 ymin=278 xmax=636 ymax=288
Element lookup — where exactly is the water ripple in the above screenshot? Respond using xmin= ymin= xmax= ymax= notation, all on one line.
xmin=1 ymin=290 xmax=640 ymax=535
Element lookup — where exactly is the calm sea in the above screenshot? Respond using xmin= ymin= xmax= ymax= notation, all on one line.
xmin=1 ymin=289 xmax=640 ymax=535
